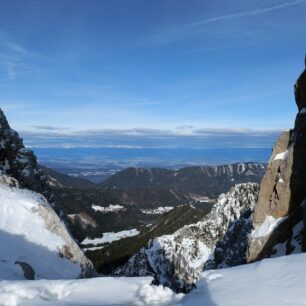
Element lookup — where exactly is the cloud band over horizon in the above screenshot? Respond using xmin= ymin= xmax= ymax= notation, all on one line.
xmin=20 ymin=126 xmax=284 ymax=149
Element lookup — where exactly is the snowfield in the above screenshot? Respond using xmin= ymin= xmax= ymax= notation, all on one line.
xmin=181 ymin=253 xmax=306 ymax=306
xmin=2 ymin=253 xmax=306 ymax=305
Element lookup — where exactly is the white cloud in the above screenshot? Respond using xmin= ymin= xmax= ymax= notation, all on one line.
xmin=20 ymin=126 xmax=283 ymax=149
xmin=20 ymin=126 xmax=284 ymax=138
xmin=31 ymin=125 xmax=69 ymax=132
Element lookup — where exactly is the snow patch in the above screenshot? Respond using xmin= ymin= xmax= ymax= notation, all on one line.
xmin=274 ymin=150 xmax=288 ymax=161
xmin=141 ymin=207 xmax=174 ymax=215
xmin=237 ymin=163 xmax=246 ymax=174
xmin=92 ymin=204 xmax=126 ymax=213
xmin=291 ymin=221 xmax=304 ymax=254
xmin=82 ymin=246 xmax=105 ymax=252
xmin=131 ymin=282 xmax=184 ymax=306
xmin=251 ymin=215 xmax=288 ymax=238
xmin=81 ymin=229 xmax=140 ymax=246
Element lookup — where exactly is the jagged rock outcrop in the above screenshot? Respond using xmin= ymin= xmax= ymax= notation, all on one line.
xmin=116 ymin=183 xmax=259 ymax=292
xmin=0 ymin=109 xmax=46 ymax=192
xmin=247 ymin=57 xmax=306 ymax=262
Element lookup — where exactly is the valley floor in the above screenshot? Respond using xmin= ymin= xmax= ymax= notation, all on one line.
xmin=1 ymin=253 xmax=306 ymax=306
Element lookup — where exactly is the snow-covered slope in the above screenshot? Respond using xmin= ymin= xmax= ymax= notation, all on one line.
xmin=0 ymin=175 xmax=95 ymax=280
xmin=181 ymin=253 xmax=306 ymax=306
xmin=2 ymin=253 xmax=306 ymax=306
xmin=117 ymin=183 xmax=259 ymax=291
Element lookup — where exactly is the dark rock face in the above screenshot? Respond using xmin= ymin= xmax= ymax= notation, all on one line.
xmin=294 ymin=55 xmax=306 ymax=110
xmin=290 ymin=110 xmax=306 ymax=210
xmin=0 ymin=109 xmax=46 ymax=192
xmin=247 ymin=58 xmax=306 ymax=262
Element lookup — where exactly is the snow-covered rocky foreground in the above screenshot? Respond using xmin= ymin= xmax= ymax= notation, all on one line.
xmin=1 ymin=253 xmax=306 ymax=306
xmin=0 ymin=176 xmax=94 ymax=280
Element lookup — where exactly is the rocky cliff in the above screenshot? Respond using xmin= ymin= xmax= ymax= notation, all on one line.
xmin=247 ymin=57 xmax=306 ymax=262
xmin=0 ymin=109 xmax=46 ymax=192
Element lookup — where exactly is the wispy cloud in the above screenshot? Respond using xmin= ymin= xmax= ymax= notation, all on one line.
xmin=0 ymin=40 xmax=28 ymax=79
xmin=6 ymin=61 xmax=16 ymax=79
xmin=2 ymin=41 xmax=27 ymax=54
xmin=193 ymin=128 xmax=283 ymax=136
xmin=21 ymin=126 xmax=284 ymax=138
xmin=20 ymin=126 xmax=284 ymax=149
xmin=181 ymin=0 xmax=306 ymax=29
xmin=0 ymin=35 xmax=57 ymax=80
xmin=4 ymin=61 xmax=27 ymax=79
xmin=148 ymin=0 xmax=306 ymax=45
xmin=31 ymin=125 xmax=69 ymax=132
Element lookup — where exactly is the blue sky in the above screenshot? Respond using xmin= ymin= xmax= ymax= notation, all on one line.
xmin=0 ymin=0 xmax=306 ymax=148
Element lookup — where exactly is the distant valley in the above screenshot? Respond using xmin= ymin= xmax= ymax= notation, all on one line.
xmin=33 ymin=147 xmax=271 ymax=182
xmin=41 ymin=161 xmax=267 ymax=272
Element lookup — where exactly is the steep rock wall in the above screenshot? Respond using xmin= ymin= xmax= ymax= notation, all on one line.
xmin=248 ymin=57 xmax=306 ymax=262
